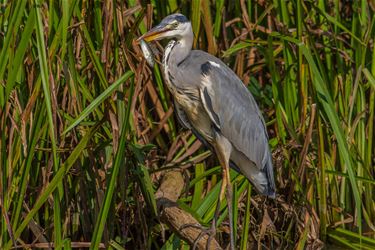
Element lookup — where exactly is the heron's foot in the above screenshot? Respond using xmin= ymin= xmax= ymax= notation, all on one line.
xmin=194 ymin=223 xmax=216 ymax=250
xmin=205 ymin=219 xmax=217 ymax=250
xmin=179 ymin=223 xmax=216 ymax=250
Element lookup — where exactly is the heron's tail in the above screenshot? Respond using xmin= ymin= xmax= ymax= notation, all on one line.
xmin=263 ymin=153 xmax=276 ymax=198
xmin=249 ymin=154 xmax=276 ymax=198
xmin=230 ymin=149 xmax=276 ymax=198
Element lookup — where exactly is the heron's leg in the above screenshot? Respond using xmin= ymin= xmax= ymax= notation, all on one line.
xmin=223 ymin=162 xmax=235 ymax=250
xmin=213 ymin=166 xmax=228 ymax=225
xmin=206 ymin=171 xmax=227 ymax=249
xmin=213 ymin=134 xmax=235 ymax=250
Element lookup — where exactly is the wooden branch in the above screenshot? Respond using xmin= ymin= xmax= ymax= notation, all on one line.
xmin=155 ymin=170 xmax=222 ymax=250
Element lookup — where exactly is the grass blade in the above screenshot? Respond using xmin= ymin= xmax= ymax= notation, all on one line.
xmin=34 ymin=1 xmax=62 ymax=247
xmin=63 ymin=71 xmax=134 ymax=134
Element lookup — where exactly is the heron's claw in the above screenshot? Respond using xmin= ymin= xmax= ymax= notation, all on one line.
xmin=179 ymin=223 xmax=216 ymax=250
xmin=193 ymin=225 xmax=216 ymax=250
xmin=205 ymin=219 xmax=217 ymax=250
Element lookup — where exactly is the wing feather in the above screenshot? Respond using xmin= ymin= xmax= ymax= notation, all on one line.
xmin=200 ymin=65 xmax=270 ymax=171
xmin=200 ymin=87 xmax=220 ymax=130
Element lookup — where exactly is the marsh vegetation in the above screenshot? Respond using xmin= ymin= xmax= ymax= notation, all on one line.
xmin=1 ymin=0 xmax=375 ymax=249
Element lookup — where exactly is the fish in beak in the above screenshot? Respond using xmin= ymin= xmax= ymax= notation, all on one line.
xmin=139 ymin=39 xmax=155 ymax=67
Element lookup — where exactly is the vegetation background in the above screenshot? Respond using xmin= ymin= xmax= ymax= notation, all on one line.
xmin=1 ymin=0 xmax=375 ymax=249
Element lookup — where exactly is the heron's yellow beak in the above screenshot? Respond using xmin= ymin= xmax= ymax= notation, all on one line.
xmin=136 ymin=25 xmax=170 ymax=43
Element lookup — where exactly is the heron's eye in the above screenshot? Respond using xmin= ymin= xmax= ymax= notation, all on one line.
xmin=171 ymin=22 xmax=179 ymax=28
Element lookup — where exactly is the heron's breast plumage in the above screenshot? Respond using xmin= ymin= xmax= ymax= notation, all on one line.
xmin=168 ymin=81 xmax=214 ymax=143
xmin=163 ymin=41 xmax=215 ymax=143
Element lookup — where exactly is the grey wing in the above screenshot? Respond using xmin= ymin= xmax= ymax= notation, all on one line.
xmin=198 ymin=60 xmax=275 ymax=195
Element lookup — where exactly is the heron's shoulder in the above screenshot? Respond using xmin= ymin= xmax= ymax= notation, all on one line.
xmin=179 ymin=50 xmax=237 ymax=81
xmin=187 ymin=50 xmax=227 ymax=66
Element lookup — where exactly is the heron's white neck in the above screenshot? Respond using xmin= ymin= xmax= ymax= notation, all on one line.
xmin=163 ymin=26 xmax=193 ymax=67
xmin=162 ymin=24 xmax=193 ymax=93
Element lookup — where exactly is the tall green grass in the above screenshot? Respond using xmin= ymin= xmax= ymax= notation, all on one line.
xmin=0 ymin=1 xmax=374 ymax=249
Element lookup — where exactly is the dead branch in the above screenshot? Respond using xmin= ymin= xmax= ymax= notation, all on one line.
xmin=155 ymin=170 xmax=222 ymax=250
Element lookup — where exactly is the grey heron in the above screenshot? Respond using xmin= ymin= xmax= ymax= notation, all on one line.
xmin=138 ymin=13 xmax=275 ymax=249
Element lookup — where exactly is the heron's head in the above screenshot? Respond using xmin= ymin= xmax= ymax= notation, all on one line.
xmin=137 ymin=14 xmax=192 ymax=42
